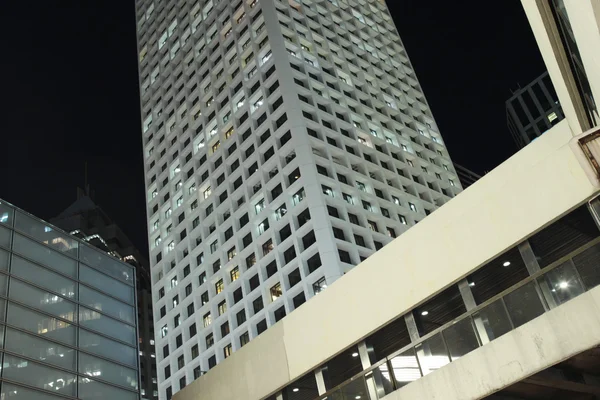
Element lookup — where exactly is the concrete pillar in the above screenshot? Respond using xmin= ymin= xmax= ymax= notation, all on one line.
xmin=314 ymin=368 xmax=326 ymax=395
xmin=519 ymin=240 xmax=557 ymax=310
xmin=458 ymin=279 xmax=489 ymax=345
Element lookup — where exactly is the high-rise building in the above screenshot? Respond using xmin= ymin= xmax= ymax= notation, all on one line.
xmin=506 ymin=71 xmax=564 ymax=148
xmin=173 ymin=0 xmax=600 ymax=398
xmin=135 ymin=1 xmax=462 ymax=398
xmin=453 ymin=164 xmax=481 ymax=189
xmin=0 ymin=199 xmax=141 ymax=399
xmin=51 ymin=188 xmax=157 ymax=400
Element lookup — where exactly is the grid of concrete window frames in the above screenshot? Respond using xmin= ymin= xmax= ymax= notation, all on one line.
xmin=136 ymin=0 xmax=461 ymax=397
xmin=0 ymin=201 xmax=140 ymax=400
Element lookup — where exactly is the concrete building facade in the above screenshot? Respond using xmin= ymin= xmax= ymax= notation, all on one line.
xmin=171 ymin=0 xmax=600 ymax=399
xmin=506 ymin=71 xmax=564 ymax=148
xmin=0 ymin=200 xmax=141 ymax=399
xmin=51 ymin=188 xmax=157 ymax=400
xmin=135 ymin=0 xmax=462 ymax=398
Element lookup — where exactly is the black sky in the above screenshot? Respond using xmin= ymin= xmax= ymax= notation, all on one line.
xmin=0 ymin=1 xmax=545 ymax=253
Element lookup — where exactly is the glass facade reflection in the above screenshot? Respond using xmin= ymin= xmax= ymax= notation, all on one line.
xmin=0 ymin=200 xmax=140 ymax=399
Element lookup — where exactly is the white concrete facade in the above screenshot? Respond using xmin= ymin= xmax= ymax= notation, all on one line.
xmin=135 ymin=0 xmax=461 ymax=398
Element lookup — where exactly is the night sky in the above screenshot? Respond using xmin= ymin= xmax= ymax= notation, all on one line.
xmin=0 ymin=1 xmax=545 ymax=253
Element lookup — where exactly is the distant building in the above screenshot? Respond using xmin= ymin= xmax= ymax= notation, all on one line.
xmin=453 ymin=164 xmax=482 ymax=189
xmin=0 ymin=198 xmax=140 ymax=399
xmin=51 ymin=187 xmax=156 ymax=399
xmin=506 ymin=71 xmax=564 ymax=148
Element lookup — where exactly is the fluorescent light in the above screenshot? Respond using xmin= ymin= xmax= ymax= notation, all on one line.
xmin=351 ymin=352 xmax=359 ymax=357
xmin=502 ymin=261 xmax=511 ymax=267
xmin=468 ymin=282 xmax=475 ymax=287
xmin=421 ymin=311 xmax=429 ymax=316
xmin=292 ymin=388 xmax=299 ymax=392
xmin=558 ymin=281 xmax=569 ymax=289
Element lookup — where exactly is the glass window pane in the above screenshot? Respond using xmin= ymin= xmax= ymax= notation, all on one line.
xmin=538 ymin=260 xmax=585 ymax=306
xmin=11 ymin=255 xmax=77 ymax=299
xmin=80 ymin=264 xmax=134 ymax=304
xmin=80 ymin=285 xmax=135 ymax=324
xmin=442 ymin=316 xmax=480 ymax=361
xmin=2 ymin=354 xmax=77 ymax=397
xmin=4 ymin=327 xmax=76 ymax=371
xmin=1 ymin=382 xmax=66 ymax=399
xmin=0 ymin=225 xmax=11 ymax=249
xmin=338 ymin=376 xmax=368 ymax=400
xmin=0 ymin=248 xmax=9 ymax=271
xmin=80 ymin=244 xmax=134 ymax=286
xmin=79 ymin=329 xmax=137 ymax=367
xmin=9 ymin=279 xmax=76 ymax=322
xmin=0 ymin=201 xmax=14 ymax=226
xmin=0 ymin=273 xmax=8 ymax=296
xmin=472 ymin=299 xmax=513 ymax=342
xmin=7 ymin=303 xmax=76 ymax=345
xmin=388 ymin=348 xmax=421 ymax=389
xmin=14 ymin=211 xmax=78 ymax=257
xmin=415 ymin=332 xmax=450 ymax=376
xmin=79 ymin=306 xmax=136 ymax=345
xmin=12 ymin=234 xmax=77 ymax=277
xmin=572 ymin=242 xmax=600 ymax=290
xmin=78 ymin=376 xmax=138 ymax=400
xmin=79 ymin=352 xmax=139 ymax=390
xmin=503 ymin=281 xmax=546 ymax=328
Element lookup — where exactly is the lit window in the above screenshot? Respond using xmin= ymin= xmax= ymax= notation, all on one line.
xmin=215 ymin=279 xmax=224 ymax=294
xmin=230 ymin=267 xmax=239 ymax=281
xmin=165 ymin=208 xmax=172 ymax=218
xmin=224 ymin=344 xmax=232 ymax=358
xmin=204 ymin=187 xmax=212 ymax=199
xmin=270 ymin=283 xmax=282 ymax=301
xmin=409 ymin=202 xmax=417 ymax=212
xmin=176 ymin=197 xmax=183 ymax=207
xmin=154 ymin=237 xmax=162 ymax=247
xmin=313 ymin=277 xmax=327 ymax=294
xmin=227 ymin=248 xmax=237 ymax=261
xmin=167 ymin=241 xmax=175 ymax=251
xmin=203 ymin=313 xmax=212 ymax=327
xmin=212 ymin=141 xmax=220 ymax=152
xmin=189 ymin=184 xmax=196 ymax=194
xmin=161 ymin=325 xmax=168 ymax=338
xmin=255 ymin=199 xmax=265 ymax=214
xmin=218 ymin=300 xmax=227 ymax=315
xmin=225 ymin=127 xmax=234 ymax=139
xmin=449 ymin=179 xmax=455 ymax=187
xmin=170 ymin=277 xmax=178 ymax=289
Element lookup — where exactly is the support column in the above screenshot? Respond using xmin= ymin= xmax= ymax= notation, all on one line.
xmin=314 ymin=368 xmax=326 ymax=395
xmin=458 ymin=279 xmax=490 ymax=345
xmin=519 ymin=240 xmax=557 ymax=310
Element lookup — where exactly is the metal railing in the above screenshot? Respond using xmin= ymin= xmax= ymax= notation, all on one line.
xmin=315 ymin=237 xmax=600 ymax=400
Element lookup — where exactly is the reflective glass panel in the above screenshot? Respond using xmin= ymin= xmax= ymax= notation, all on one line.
xmin=415 ymin=332 xmax=450 ymax=376
xmin=12 ymin=234 xmax=77 ymax=277
xmin=538 ymin=260 xmax=585 ymax=306
xmin=79 ymin=352 xmax=139 ymax=390
xmin=0 ymin=248 xmax=9 ymax=271
xmin=503 ymin=281 xmax=546 ymax=328
xmin=2 ymin=354 xmax=77 ymax=397
xmin=79 ymin=285 xmax=135 ymax=324
xmin=79 ymin=329 xmax=137 ymax=367
xmin=80 ymin=244 xmax=134 ymax=286
xmin=79 ymin=306 xmax=136 ymax=345
xmin=1 ymin=382 xmax=66 ymax=399
xmin=472 ymin=299 xmax=513 ymax=342
xmin=7 ymin=303 xmax=76 ymax=345
xmin=442 ymin=316 xmax=480 ymax=361
xmin=11 ymin=255 xmax=77 ymax=299
xmin=78 ymin=376 xmax=139 ymax=400
xmin=14 ymin=211 xmax=78 ymax=256
xmin=0 ymin=225 xmax=11 ymax=249
xmin=573 ymin=242 xmax=600 ymax=290
xmin=9 ymin=279 xmax=77 ymax=322
xmin=4 ymin=327 xmax=76 ymax=371
xmin=80 ymin=264 xmax=134 ymax=304
xmin=389 ymin=348 xmax=422 ymax=389
xmin=0 ymin=201 xmax=14 ymax=226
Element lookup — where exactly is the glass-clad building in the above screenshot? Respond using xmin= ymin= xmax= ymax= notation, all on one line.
xmin=0 ymin=199 xmax=140 ymax=399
